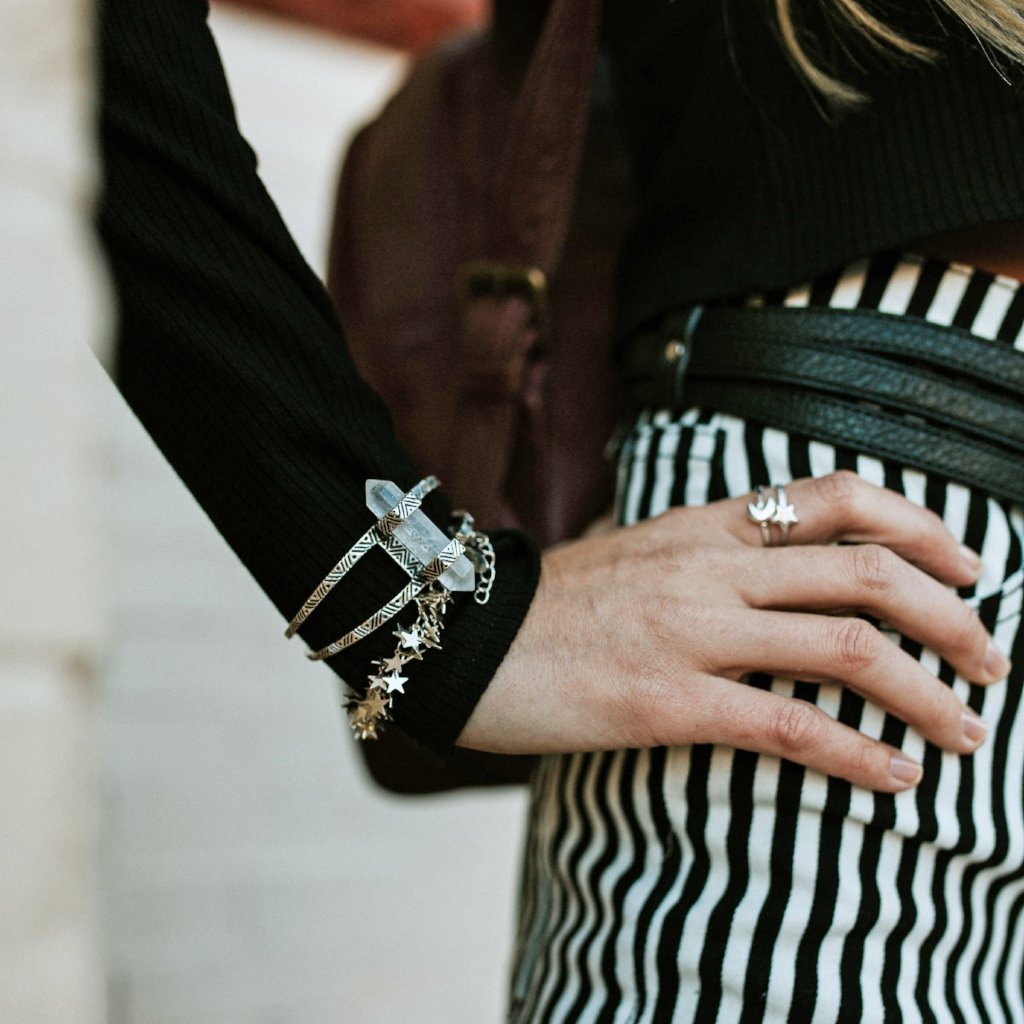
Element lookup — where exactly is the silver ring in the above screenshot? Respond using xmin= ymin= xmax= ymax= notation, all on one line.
xmin=746 ymin=483 xmax=799 ymax=546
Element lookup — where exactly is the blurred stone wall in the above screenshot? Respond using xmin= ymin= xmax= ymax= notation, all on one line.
xmin=0 ymin=0 xmax=110 ymax=1020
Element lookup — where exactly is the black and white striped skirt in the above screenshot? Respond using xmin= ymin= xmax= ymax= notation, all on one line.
xmin=509 ymin=252 xmax=1024 ymax=1023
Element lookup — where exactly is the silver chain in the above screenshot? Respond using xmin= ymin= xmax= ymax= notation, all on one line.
xmin=450 ymin=511 xmax=496 ymax=605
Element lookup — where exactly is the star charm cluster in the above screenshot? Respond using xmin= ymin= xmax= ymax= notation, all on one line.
xmin=345 ymin=689 xmax=392 ymax=741
xmin=345 ymin=581 xmax=452 ymax=740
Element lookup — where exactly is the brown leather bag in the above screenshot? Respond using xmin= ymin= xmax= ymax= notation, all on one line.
xmin=326 ymin=0 xmax=630 ymax=549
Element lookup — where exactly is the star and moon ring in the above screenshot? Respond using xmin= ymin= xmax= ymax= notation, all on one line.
xmin=746 ymin=484 xmax=799 ymax=546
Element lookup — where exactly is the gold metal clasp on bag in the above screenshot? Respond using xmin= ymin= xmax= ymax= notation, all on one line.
xmin=459 ymin=261 xmax=550 ymax=333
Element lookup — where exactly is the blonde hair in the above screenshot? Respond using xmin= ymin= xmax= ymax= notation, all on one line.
xmin=777 ymin=0 xmax=1024 ymax=104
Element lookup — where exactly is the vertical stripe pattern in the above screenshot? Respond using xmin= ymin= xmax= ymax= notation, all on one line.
xmin=509 ymin=252 xmax=1024 ymax=1023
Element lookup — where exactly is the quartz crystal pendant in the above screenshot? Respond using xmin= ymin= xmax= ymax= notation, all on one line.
xmin=366 ymin=480 xmax=475 ymax=591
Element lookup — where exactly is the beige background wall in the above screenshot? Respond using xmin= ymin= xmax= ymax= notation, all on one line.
xmin=97 ymin=6 xmax=530 ymax=1023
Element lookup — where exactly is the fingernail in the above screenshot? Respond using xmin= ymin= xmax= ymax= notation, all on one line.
xmin=962 ymin=707 xmax=988 ymax=745
xmin=960 ymin=545 xmax=983 ymax=577
xmin=891 ymin=754 xmax=923 ymax=786
xmin=985 ymin=640 xmax=1012 ymax=681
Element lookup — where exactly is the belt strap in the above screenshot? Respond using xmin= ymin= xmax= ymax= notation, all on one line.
xmin=692 ymin=306 xmax=1024 ymax=393
xmin=620 ymin=305 xmax=1024 ymax=506
xmin=684 ymin=380 xmax=1024 ymax=502
xmin=688 ymin=334 xmax=1024 ymax=448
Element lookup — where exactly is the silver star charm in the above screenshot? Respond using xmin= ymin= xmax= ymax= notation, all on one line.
xmin=769 ymin=483 xmax=798 ymax=543
xmin=418 ymin=625 xmax=442 ymax=650
xmin=384 ymin=672 xmax=409 ymax=694
xmin=363 ymin=689 xmax=391 ymax=716
xmin=395 ymin=627 xmax=424 ymax=653
xmin=772 ymin=501 xmax=799 ymax=527
xmin=382 ymin=652 xmax=407 ymax=673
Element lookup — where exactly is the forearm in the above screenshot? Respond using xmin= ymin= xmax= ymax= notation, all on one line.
xmin=95 ymin=0 xmax=540 ymax=749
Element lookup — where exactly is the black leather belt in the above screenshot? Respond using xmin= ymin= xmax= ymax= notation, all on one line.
xmin=618 ymin=305 xmax=1024 ymax=506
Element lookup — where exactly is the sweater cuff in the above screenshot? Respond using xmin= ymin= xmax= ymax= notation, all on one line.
xmin=318 ymin=528 xmax=542 ymax=752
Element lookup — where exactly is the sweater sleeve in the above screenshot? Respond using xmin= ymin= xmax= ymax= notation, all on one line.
xmin=95 ymin=0 xmax=541 ymax=749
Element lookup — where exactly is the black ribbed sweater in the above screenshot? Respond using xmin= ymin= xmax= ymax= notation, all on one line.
xmin=602 ymin=0 xmax=1024 ymax=340
xmin=98 ymin=0 xmax=1024 ymax=750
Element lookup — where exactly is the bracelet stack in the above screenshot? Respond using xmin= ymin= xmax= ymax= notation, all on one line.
xmin=285 ymin=477 xmax=496 ymax=741
xmin=284 ymin=475 xmax=441 ymax=640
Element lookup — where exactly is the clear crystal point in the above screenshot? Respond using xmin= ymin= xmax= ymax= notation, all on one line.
xmin=366 ymin=480 xmax=475 ymax=591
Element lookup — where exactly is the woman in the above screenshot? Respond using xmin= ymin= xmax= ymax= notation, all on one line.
xmin=462 ymin=2 xmax=1024 ymax=1019
xmin=98 ymin=0 xmax=1022 ymax=1020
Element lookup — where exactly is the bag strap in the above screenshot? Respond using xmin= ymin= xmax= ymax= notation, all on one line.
xmin=447 ymin=0 xmax=604 ymax=530
xmin=485 ymin=0 xmax=603 ymax=273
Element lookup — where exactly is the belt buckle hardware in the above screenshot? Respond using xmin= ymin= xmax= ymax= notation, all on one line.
xmin=459 ymin=260 xmax=550 ymax=334
xmin=662 ymin=304 xmax=702 ymax=411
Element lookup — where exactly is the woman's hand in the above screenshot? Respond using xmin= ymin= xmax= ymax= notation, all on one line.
xmin=457 ymin=471 xmax=1013 ymax=792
